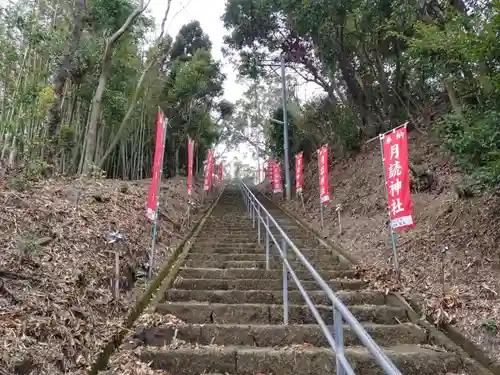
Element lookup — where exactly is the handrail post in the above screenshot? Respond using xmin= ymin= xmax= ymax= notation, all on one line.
xmin=334 ymin=307 xmax=346 ymax=375
xmin=252 ymin=204 xmax=255 ymax=228
xmin=282 ymin=238 xmax=288 ymax=325
xmin=257 ymin=206 xmax=261 ymax=244
xmin=238 ymin=181 xmax=402 ymax=375
xmin=265 ymin=216 xmax=270 ymax=270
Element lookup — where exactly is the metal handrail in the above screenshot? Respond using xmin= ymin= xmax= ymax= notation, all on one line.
xmin=239 ymin=181 xmax=402 ymax=375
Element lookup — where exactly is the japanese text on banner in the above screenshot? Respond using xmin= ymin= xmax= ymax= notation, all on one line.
xmin=272 ymin=161 xmax=283 ymax=193
xmin=203 ymin=149 xmax=214 ymax=191
xmin=187 ymin=138 xmax=193 ymax=196
xmin=296 ymin=152 xmax=303 ymax=194
xmin=318 ymin=145 xmax=330 ymax=204
xmin=381 ymin=126 xmax=415 ymax=230
xmin=147 ymin=110 xmax=167 ymax=221
xmin=267 ymin=160 xmax=274 ymax=183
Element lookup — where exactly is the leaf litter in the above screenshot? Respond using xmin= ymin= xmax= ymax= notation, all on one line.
xmin=263 ymin=131 xmax=500 ymax=363
xmin=0 ymin=176 xmax=212 ymax=374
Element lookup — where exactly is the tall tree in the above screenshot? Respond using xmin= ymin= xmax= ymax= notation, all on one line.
xmin=81 ymin=0 xmax=151 ymax=175
xmin=44 ymin=0 xmax=86 ymax=171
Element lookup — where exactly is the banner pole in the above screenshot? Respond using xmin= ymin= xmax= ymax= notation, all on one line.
xmin=149 ymin=111 xmax=167 ymax=279
xmin=379 ymin=134 xmax=400 ymax=279
xmin=187 ymin=138 xmax=192 ymax=226
xmin=315 ymin=149 xmax=324 ymax=229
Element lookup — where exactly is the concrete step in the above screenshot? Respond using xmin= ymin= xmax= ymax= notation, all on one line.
xmin=201 ymin=228 xmax=253 ymax=232
xmin=192 ymin=242 xmax=259 ymax=249
xmin=189 ymin=245 xmax=263 ymax=254
xmin=186 ymin=251 xmax=341 ymax=264
xmin=183 ymin=259 xmax=350 ymax=270
xmin=172 ymin=278 xmax=366 ymax=292
xmin=196 ymin=232 xmax=257 ymax=238
xmin=123 ymin=189 xmax=485 ymax=375
xmin=137 ymin=322 xmax=426 ymax=348
xmin=155 ymin=302 xmax=408 ymax=325
xmin=139 ymin=344 xmax=463 ymax=375
xmin=165 ymin=289 xmax=387 ymax=306
xmin=177 ymin=267 xmax=357 ymax=280
xmin=186 ymin=253 xmax=270 ymax=262
xmin=195 ymin=238 xmax=258 ymax=245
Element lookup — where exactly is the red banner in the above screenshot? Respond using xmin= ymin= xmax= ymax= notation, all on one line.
xmin=203 ymin=149 xmax=214 ymax=191
xmin=147 ymin=109 xmax=167 ymax=221
xmin=187 ymin=138 xmax=194 ymax=196
xmin=272 ymin=161 xmax=283 ymax=194
xmin=318 ymin=145 xmax=330 ymax=204
xmin=267 ymin=160 xmax=274 ymax=183
xmin=381 ymin=126 xmax=414 ymax=230
xmin=296 ymin=152 xmax=303 ymax=194
xmin=218 ymin=163 xmax=223 ymax=184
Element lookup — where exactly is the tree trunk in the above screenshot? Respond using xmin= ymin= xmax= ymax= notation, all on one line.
xmin=175 ymin=145 xmax=180 ymax=176
xmin=44 ymin=0 xmax=86 ymax=168
xmin=444 ymin=78 xmax=461 ymax=114
xmin=81 ymin=50 xmax=110 ymax=175
xmin=97 ymin=0 xmax=172 ymax=169
xmin=81 ymin=0 xmax=151 ymax=175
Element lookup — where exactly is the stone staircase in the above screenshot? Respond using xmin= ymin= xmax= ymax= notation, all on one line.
xmin=133 ymin=187 xmax=491 ymax=375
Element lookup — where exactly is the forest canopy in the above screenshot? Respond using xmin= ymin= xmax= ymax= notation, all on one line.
xmin=222 ymin=0 xmax=500 ymax=191
xmin=0 ymin=0 xmax=234 ymax=180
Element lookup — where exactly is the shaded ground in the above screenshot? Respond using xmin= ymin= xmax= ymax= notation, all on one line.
xmin=102 ymin=313 xmax=183 ymax=374
xmin=0 ymin=175 xmax=215 ymax=374
xmin=262 ymin=131 xmax=500 ymax=363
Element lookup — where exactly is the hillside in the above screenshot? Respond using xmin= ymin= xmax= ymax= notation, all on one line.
xmin=0 ymin=175 xmax=214 ymax=374
xmin=264 ymin=130 xmax=500 ymax=363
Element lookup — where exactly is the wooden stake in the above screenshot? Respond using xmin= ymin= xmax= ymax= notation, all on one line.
xmin=336 ymin=204 xmax=342 ymax=235
xmin=114 ymin=251 xmax=119 ymax=301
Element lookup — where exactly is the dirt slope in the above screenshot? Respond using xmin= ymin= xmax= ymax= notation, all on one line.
xmin=0 ymin=175 xmax=215 ymax=374
xmin=264 ymin=131 xmax=500 ymax=363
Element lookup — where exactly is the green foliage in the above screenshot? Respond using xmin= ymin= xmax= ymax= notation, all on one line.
xmin=10 ymin=158 xmax=48 ymax=191
xmin=17 ymin=235 xmax=42 ymax=258
xmin=58 ymin=125 xmax=76 ymax=151
xmin=36 ymin=85 xmax=54 ymax=118
xmin=10 ymin=174 xmax=30 ymax=192
xmin=87 ymin=0 xmax=135 ymax=34
xmin=482 ymin=318 xmax=498 ymax=335
xmin=437 ymin=108 xmax=500 ymax=190
xmin=266 ymin=106 xmax=299 ymax=160
xmin=170 ymin=21 xmax=212 ymax=61
xmin=296 ymin=96 xmax=361 ymax=154
xmin=0 ymin=0 xmax=227 ymax=180
xmin=24 ymin=159 xmax=48 ymax=180
xmin=222 ymin=0 xmax=500 ymax=192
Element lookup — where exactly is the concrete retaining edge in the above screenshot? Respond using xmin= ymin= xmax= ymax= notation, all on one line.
xmin=88 ymin=187 xmax=225 ymax=374
xmin=259 ymin=192 xmax=498 ymax=375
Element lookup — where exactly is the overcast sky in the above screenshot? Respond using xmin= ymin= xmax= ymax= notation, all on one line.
xmin=150 ymin=0 xmax=245 ymax=104
xmin=1 ymin=0 xmax=321 ymax=176
xmin=150 ymin=0 xmax=259 ymax=173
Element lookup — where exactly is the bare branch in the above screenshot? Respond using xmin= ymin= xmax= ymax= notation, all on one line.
xmin=159 ymin=0 xmax=173 ymax=39
xmin=109 ymin=0 xmax=152 ymax=45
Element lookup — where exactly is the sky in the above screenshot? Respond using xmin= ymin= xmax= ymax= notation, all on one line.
xmin=149 ymin=0 xmax=243 ymax=106
xmin=0 ymin=0 xmax=321 ymax=176
xmin=153 ymin=0 xmax=251 ymax=177
xmin=149 ymin=0 xmax=322 ymax=176
xmin=149 ymin=0 xmax=252 ymax=172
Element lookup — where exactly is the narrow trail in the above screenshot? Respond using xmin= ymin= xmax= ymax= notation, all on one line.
xmin=110 ymin=186 xmax=493 ymax=374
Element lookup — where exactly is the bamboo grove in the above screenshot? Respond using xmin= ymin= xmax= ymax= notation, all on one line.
xmin=0 ymin=0 xmax=232 ymax=180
